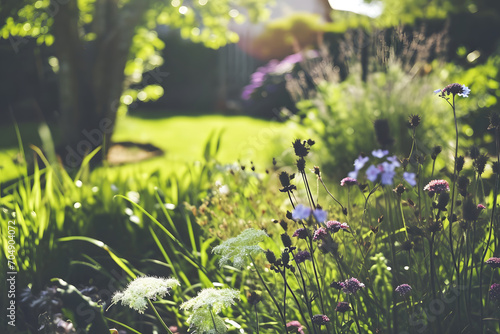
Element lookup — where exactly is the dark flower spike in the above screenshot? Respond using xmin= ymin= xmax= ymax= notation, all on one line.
xmin=431 ymin=146 xmax=442 ymax=160
xmin=296 ymin=157 xmax=306 ymax=172
xmin=457 ymin=176 xmax=470 ymax=197
xmin=469 ymin=146 xmax=480 ymax=160
xmin=408 ymin=114 xmax=421 ymax=129
xmin=436 ymin=192 xmax=450 ymax=211
xmin=247 ymin=292 xmax=262 ymax=305
xmin=281 ymin=234 xmax=292 ymax=248
xmin=330 ymin=281 xmax=343 ymax=290
xmin=473 ymin=154 xmax=488 ymax=176
xmin=335 ymin=301 xmax=352 ymax=313
xmin=486 ymin=257 xmax=500 ymax=268
xmin=292 ymin=139 xmax=310 ymax=158
xmin=455 ymin=156 xmax=465 ymax=174
xmin=265 ymin=250 xmax=277 ymax=264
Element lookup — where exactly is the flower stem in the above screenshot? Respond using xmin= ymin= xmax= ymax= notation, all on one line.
xmin=147 ymin=299 xmax=174 ymax=334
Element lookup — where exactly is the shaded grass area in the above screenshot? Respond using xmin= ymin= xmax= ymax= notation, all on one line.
xmin=0 ymin=111 xmax=306 ymax=182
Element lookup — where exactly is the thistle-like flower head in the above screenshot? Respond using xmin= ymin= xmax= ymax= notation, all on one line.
xmin=435 ymin=83 xmax=470 ymax=98
xmin=395 ymin=284 xmax=412 ymax=296
xmin=111 ymin=276 xmax=180 ymax=314
xmin=212 ymin=228 xmax=269 ymax=269
xmin=423 ymin=179 xmax=450 ymax=197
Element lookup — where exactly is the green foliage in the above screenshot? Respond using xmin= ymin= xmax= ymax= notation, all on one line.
xmin=289 ymin=61 xmax=455 ymax=178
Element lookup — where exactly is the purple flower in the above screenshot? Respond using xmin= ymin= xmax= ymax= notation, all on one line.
xmin=436 ymin=83 xmax=471 ymax=98
xmin=286 ymin=320 xmax=305 ymax=334
xmin=313 ymin=227 xmax=328 ymax=241
xmin=292 ymin=204 xmax=311 ymax=220
xmin=403 ymin=172 xmax=417 ymax=187
xmin=486 ymin=257 xmax=500 ymax=268
xmin=294 ymin=250 xmax=311 ymax=264
xmin=311 ymin=314 xmax=330 ymax=326
xmin=381 ymin=170 xmax=396 ymax=185
xmin=395 ymin=284 xmax=412 ymax=296
xmin=340 ymin=177 xmax=358 ymax=187
xmin=325 ymin=220 xmax=349 ymax=233
xmin=292 ymin=228 xmax=308 ymax=239
xmin=335 ymin=301 xmax=351 ymax=313
xmin=366 ymin=165 xmax=381 ymax=182
xmin=386 ymin=155 xmax=401 ymax=168
xmin=489 ymin=283 xmax=500 ymax=301
xmin=341 ymin=277 xmax=365 ymax=294
xmin=313 ymin=209 xmax=328 ymax=222
xmin=354 ymin=155 xmax=369 ymax=171
xmin=424 ymin=179 xmax=450 ymax=197
xmin=372 ymin=149 xmax=389 ymax=158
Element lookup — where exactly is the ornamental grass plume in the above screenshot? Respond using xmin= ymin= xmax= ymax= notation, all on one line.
xmin=212 ymin=228 xmax=269 ymax=269
xmin=180 ymin=288 xmax=240 ymax=334
xmin=111 ymin=276 xmax=180 ymax=314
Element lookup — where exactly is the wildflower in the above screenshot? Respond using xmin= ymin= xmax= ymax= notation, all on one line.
xmin=180 ymin=288 xmax=240 ymax=333
xmin=372 ymin=149 xmax=389 ymax=158
xmin=477 ymin=204 xmax=486 ymax=210
xmin=296 ymin=157 xmax=306 ymax=172
xmin=366 ymin=165 xmax=381 ymax=182
xmin=313 ymin=227 xmax=328 ymax=241
xmin=281 ymin=233 xmax=292 ymax=248
xmin=287 ymin=320 xmax=305 ymax=334
xmin=279 ymin=171 xmax=296 ymax=192
xmin=265 ymin=250 xmax=277 ymax=264
xmin=212 ymin=229 xmax=269 ymax=269
xmin=469 ymin=146 xmax=480 ymax=160
xmin=294 ymin=250 xmax=311 ymax=264
xmin=341 ymin=278 xmax=365 ymax=294
xmin=423 ymin=179 xmax=450 ymax=197
xmin=489 ymin=283 xmax=500 ymax=302
xmin=247 ymin=292 xmax=262 ymax=306
xmin=455 ymin=156 xmax=465 ymax=173
xmin=292 ymin=139 xmax=310 ymax=158
xmin=486 ymin=257 xmax=500 ymax=268
xmin=325 ymin=220 xmax=349 ymax=233
xmin=395 ymin=284 xmax=412 ymax=296
xmin=292 ymin=204 xmax=312 ymax=220
xmin=457 ymin=176 xmax=470 ymax=197
xmin=431 ymin=146 xmax=442 ymax=160
xmin=435 ymin=83 xmax=470 ymax=98
xmin=408 ymin=114 xmax=421 ymax=129
xmin=393 ymin=184 xmax=406 ymax=196
xmin=312 ymin=314 xmax=330 ymax=326
xmin=354 ymin=155 xmax=369 ymax=171
xmin=292 ymin=228 xmax=308 ymax=239
xmin=313 ymin=208 xmax=328 ymax=222
xmin=435 ymin=192 xmax=450 ymax=211
xmin=335 ymin=301 xmax=351 ymax=313
xmin=340 ymin=177 xmax=358 ymax=187
xmin=473 ymin=154 xmax=489 ymax=176
xmin=330 ymin=281 xmax=343 ymax=290
xmin=403 ymin=172 xmax=417 ymax=187
xmin=111 ymin=276 xmax=180 ymax=314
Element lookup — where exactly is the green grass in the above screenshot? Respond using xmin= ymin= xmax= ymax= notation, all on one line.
xmin=0 ymin=112 xmax=306 ymax=183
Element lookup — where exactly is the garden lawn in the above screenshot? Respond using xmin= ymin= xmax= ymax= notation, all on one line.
xmin=0 ymin=112 xmax=306 ymax=182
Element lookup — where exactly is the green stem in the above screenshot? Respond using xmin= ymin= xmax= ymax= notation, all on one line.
xmin=147 ymin=299 xmax=173 ymax=334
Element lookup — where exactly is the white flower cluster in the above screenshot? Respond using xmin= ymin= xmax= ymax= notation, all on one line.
xmin=181 ymin=288 xmax=240 ymax=333
xmin=111 ymin=276 xmax=180 ymax=314
xmin=212 ymin=228 xmax=269 ymax=269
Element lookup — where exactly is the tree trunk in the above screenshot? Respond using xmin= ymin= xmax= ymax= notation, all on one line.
xmin=51 ymin=0 xmax=151 ymax=169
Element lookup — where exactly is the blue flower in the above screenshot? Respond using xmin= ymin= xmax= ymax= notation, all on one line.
xmin=459 ymin=85 xmax=471 ymax=97
xmin=313 ymin=209 xmax=328 ymax=222
xmin=354 ymin=155 xmax=369 ymax=171
xmin=292 ymin=204 xmax=312 ymax=220
xmin=381 ymin=171 xmax=395 ymax=185
xmin=348 ymin=170 xmax=358 ymax=179
xmin=433 ymin=89 xmax=442 ymax=95
xmin=386 ymin=156 xmax=401 ymax=168
xmin=403 ymin=172 xmax=417 ymax=187
xmin=372 ymin=149 xmax=389 ymax=158
xmin=366 ymin=165 xmax=381 ymax=182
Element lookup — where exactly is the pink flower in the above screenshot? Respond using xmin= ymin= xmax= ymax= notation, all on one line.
xmin=424 ymin=179 xmax=450 ymax=197
xmin=340 ymin=177 xmax=358 ymax=187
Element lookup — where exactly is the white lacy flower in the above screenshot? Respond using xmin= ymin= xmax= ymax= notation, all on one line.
xmin=111 ymin=276 xmax=180 ymax=314
xmin=212 ymin=228 xmax=269 ymax=268
xmin=180 ymin=288 xmax=240 ymax=333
